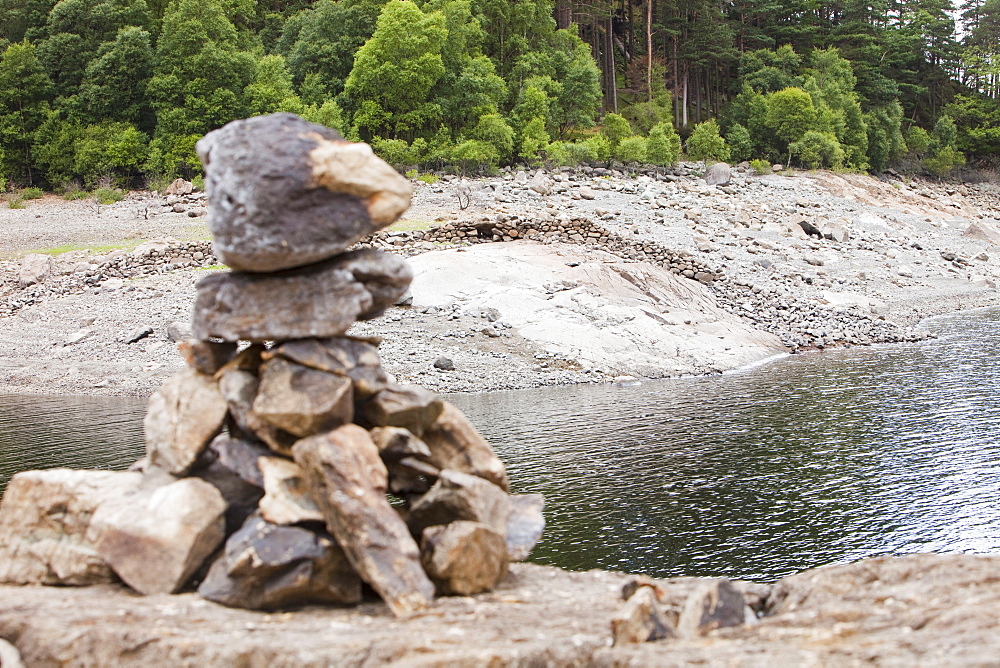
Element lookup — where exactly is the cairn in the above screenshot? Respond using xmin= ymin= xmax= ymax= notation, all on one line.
xmin=0 ymin=113 xmax=544 ymax=616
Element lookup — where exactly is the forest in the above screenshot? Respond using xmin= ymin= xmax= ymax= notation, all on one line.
xmin=0 ymin=0 xmax=997 ymax=192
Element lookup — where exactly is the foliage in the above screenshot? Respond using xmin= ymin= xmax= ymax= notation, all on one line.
xmin=646 ymin=122 xmax=681 ymax=167
xmin=905 ymin=126 xmax=931 ymax=156
xmin=725 ymin=123 xmax=753 ymax=163
xmin=600 ymin=112 xmax=631 ymax=148
xmin=19 ymin=186 xmax=43 ymax=199
xmin=789 ymin=131 xmax=844 ymax=169
xmin=517 ymin=116 xmax=548 ymax=166
xmin=613 ymin=136 xmax=647 ymax=164
xmin=923 ymin=145 xmax=966 ymax=178
xmin=686 ymin=119 xmax=730 ymax=163
xmin=546 ymin=139 xmax=595 ymax=167
xmin=93 ymin=186 xmax=125 ymax=203
xmin=749 ymin=159 xmax=771 ymax=175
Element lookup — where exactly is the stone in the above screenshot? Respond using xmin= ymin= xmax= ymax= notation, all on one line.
xmin=611 ymin=586 xmax=676 ymax=645
xmin=702 ymin=162 xmax=732 ymax=186
xmin=677 ymin=578 xmax=746 ymax=637
xmin=578 ymin=186 xmax=597 ymax=200
xmin=822 ymin=220 xmax=850 ymax=242
xmin=252 ymin=357 xmax=354 ymax=438
xmin=407 ymin=469 xmax=510 ymax=537
xmin=529 ymin=170 xmax=554 ymax=196
xmin=513 ymin=170 xmax=528 ymax=184
xmin=265 ymin=337 xmax=388 ymax=399
xmin=962 ymin=219 xmax=1000 ymax=245
xmin=370 ymin=426 xmax=437 ymax=495
xmin=125 ymin=325 xmax=153 ymax=344
xmin=198 ymin=515 xmax=361 ymax=610
xmin=0 ymin=469 xmax=142 ymax=585
xmin=420 ymin=521 xmax=508 ymax=596
xmin=166 ymin=320 xmax=193 ymax=342
xmin=218 ymin=368 xmax=297 ymax=455
xmin=91 ymin=478 xmax=227 ymax=595
xmin=0 ymin=638 xmax=23 ymax=668
xmin=421 ymin=402 xmax=509 ymax=491
xmin=165 ymin=178 xmax=193 ymax=195
xmin=194 ymin=435 xmax=269 ymax=534
xmin=195 ymin=113 xmax=410 ymax=272
xmin=204 ymin=434 xmax=270 ymax=488
xmin=18 ymin=253 xmax=52 ymax=287
xmin=257 ymin=456 xmax=324 ymax=525
xmin=144 ymin=368 xmax=228 ymax=475
xmin=506 ymin=493 xmax=545 ymax=561
xmin=292 ymin=425 xmax=435 ymax=617
xmin=433 ymin=356 xmax=455 ymax=371
xmin=789 ymin=214 xmax=822 ymax=237
xmin=176 ymin=339 xmax=238 ymax=375
xmin=360 ymin=384 xmax=444 ymax=436
xmin=191 ymin=249 xmax=412 ymax=342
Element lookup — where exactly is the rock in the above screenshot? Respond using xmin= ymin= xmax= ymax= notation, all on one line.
xmin=191 ymin=249 xmax=412 ymax=342
xmin=822 ymin=220 xmax=850 ymax=242
xmin=257 ymin=456 xmax=324 ymax=525
xmin=421 ymin=402 xmax=509 ymax=491
xmin=252 ymin=357 xmax=354 ymax=438
xmin=677 ymin=578 xmax=746 ymax=637
xmin=292 ymin=425 xmax=435 ymax=617
xmin=17 ymin=253 xmax=52 ymax=287
xmin=187 ymin=207 xmax=207 ymax=217
xmin=165 ymin=178 xmax=193 ymax=195
xmin=204 ymin=434 xmax=269 ymax=488
xmin=702 ymin=162 xmax=732 ymax=186
xmin=962 ymin=219 xmax=1000 ymax=245
xmin=407 ymin=469 xmax=510 ymax=537
xmin=166 ymin=320 xmax=193 ymax=342
xmin=360 ymin=384 xmax=444 ymax=436
xmin=0 ymin=469 xmax=142 ymax=585
xmin=529 ymin=170 xmax=554 ymax=196
xmin=91 ymin=478 xmax=227 ymax=595
xmin=513 ymin=170 xmax=528 ymax=184
xmin=578 ymin=186 xmax=597 ymax=200
xmin=370 ymin=426 xmax=437 ymax=495
xmin=143 ymin=368 xmax=228 ymax=476
xmin=0 ymin=638 xmax=23 ymax=668
xmin=265 ymin=337 xmax=388 ymax=399
xmin=177 ymin=339 xmax=238 ymax=374
xmin=198 ymin=515 xmax=361 ymax=610
xmin=172 ymin=203 xmax=187 ymax=213
xmin=433 ymin=356 xmax=455 ymax=371
xmin=789 ymin=214 xmax=822 ymax=237
xmin=611 ymin=586 xmax=675 ymax=645
xmin=196 ymin=113 xmax=410 ymax=272
xmin=194 ymin=436 xmax=268 ymax=533
xmin=217 ymin=368 xmax=297 ymax=455
xmin=506 ymin=493 xmax=545 ymax=561
xmin=420 ymin=521 xmax=508 ymax=595
xmin=125 ymin=325 xmax=153 ymax=344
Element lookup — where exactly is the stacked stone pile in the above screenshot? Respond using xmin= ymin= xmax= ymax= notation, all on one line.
xmin=0 ymin=113 xmax=544 ymax=616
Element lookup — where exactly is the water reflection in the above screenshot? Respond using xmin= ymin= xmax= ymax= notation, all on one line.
xmin=2 ymin=308 xmax=999 ymax=581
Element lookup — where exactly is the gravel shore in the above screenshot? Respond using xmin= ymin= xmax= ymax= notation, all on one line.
xmin=1 ymin=165 xmax=998 ymax=398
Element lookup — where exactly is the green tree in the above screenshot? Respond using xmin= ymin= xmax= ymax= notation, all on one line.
xmin=0 ymin=41 xmax=53 ymax=184
xmin=470 ymin=112 xmax=514 ymax=161
xmin=600 ymin=112 xmax=632 ymax=148
xmin=614 ymin=136 xmax=648 ymax=164
xmin=725 ymin=123 xmax=753 ymax=163
xmin=789 ymin=130 xmax=844 ymax=169
xmin=764 ymin=87 xmax=817 ymax=164
xmin=686 ymin=119 xmax=730 ymax=162
xmin=517 ymin=115 xmax=548 ymax=165
xmin=76 ymin=26 xmax=154 ymax=128
xmin=646 ymin=121 xmax=681 ymax=167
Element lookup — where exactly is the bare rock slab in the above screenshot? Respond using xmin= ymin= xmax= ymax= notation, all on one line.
xmin=421 ymin=402 xmax=509 ymax=491
xmin=506 ymin=493 xmax=545 ymax=561
xmin=677 ymin=578 xmax=745 ymax=637
xmin=144 ymin=368 xmax=228 ymax=475
xmin=611 ymin=586 xmax=676 ymax=645
xmin=420 ymin=521 xmax=508 ymax=596
xmin=198 ymin=515 xmax=361 ymax=610
xmin=252 ymin=357 xmax=353 ymax=438
xmin=0 ymin=469 xmax=142 ymax=585
xmin=191 ymin=249 xmax=412 ymax=342
xmin=292 ymin=425 xmax=435 ymax=617
xmin=196 ymin=113 xmax=411 ymax=273
xmin=407 ymin=469 xmax=510 ymax=537
xmin=91 ymin=478 xmax=227 ymax=595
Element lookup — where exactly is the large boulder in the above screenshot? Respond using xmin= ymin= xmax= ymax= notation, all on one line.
xmin=17 ymin=253 xmax=53 ymax=288
xmin=195 ymin=113 xmax=411 ymax=272
xmin=406 ymin=469 xmax=510 ymax=537
xmin=0 ymin=469 xmax=142 ymax=585
xmin=191 ymin=249 xmax=412 ymax=342
xmin=963 ymin=219 xmax=1000 ymax=245
xmin=702 ymin=163 xmax=732 ymax=186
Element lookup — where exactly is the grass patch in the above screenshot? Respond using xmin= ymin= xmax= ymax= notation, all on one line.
xmin=194 ymin=263 xmax=228 ymax=271
xmin=389 ymin=219 xmax=435 ymax=232
xmin=32 ymin=240 xmax=144 ymax=256
xmin=20 ymin=187 xmax=44 ymax=200
xmin=8 ymin=197 xmax=25 ymax=209
xmin=93 ymin=187 xmax=125 ymax=204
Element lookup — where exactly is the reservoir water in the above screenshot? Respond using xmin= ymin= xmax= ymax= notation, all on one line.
xmin=3 ymin=308 xmax=999 ymax=582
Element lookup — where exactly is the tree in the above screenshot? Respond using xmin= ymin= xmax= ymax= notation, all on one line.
xmin=77 ymin=26 xmax=154 ymax=128
xmin=470 ymin=112 xmax=514 ymax=161
xmin=725 ymin=123 xmax=753 ymax=162
xmin=765 ymin=87 xmax=817 ymax=164
xmin=600 ymin=113 xmax=632 ymax=148
xmin=0 ymin=41 xmax=53 ymax=184
xmin=686 ymin=119 xmax=730 ymax=162
xmin=789 ymin=130 xmax=844 ymax=169
xmin=646 ymin=121 xmax=682 ymax=166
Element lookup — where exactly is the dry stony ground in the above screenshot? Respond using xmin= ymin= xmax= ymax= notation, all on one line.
xmin=0 ymin=166 xmax=999 ymax=398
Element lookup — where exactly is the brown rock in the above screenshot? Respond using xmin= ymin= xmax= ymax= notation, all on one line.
xmin=407 ymin=469 xmax=509 ymax=538
xmin=252 ymin=357 xmax=353 ymax=438
xmin=266 ymin=337 xmax=389 ymax=399
xmin=191 ymin=249 xmax=412 ymax=342
xmin=611 ymin=586 xmax=676 ymax=645
xmin=370 ymin=426 xmax=437 ymax=495
xmin=677 ymin=578 xmax=745 ymax=637
xmin=198 ymin=515 xmax=361 ymax=610
xmin=420 ymin=521 xmax=508 ymax=596
xmin=91 ymin=478 xmax=227 ymax=595
xmin=194 ymin=435 xmax=270 ymax=534
xmin=360 ymin=384 xmax=443 ymax=436
xmin=217 ymin=368 xmax=297 ymax=455
xmin=195 ymin=113 xmax=410 ymax=273
xmin=421 ymin=402 xmax=509 ymax=491
xmin=176 ymin=339 xmax=237 ymax=375
xmin=144 ymin=368 xmax=228 ymax=475
xmin=0 ymin=469 xmax=142 ymax=585
xmin=203 ymin=434 xmax=270 ymax=488
xmin=506 ymin=493 xmax=545 ymax=561
xmin=164 ymin=178 xmax=193 ymax=195
xmin=257 ymin=456 xmax=324 ymax=525
xmin=292 ymin=425 xmax=434 ymax=616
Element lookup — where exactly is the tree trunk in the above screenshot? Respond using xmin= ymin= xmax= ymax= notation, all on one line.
xmin=646 ymin=0 xmax=653 ymax=102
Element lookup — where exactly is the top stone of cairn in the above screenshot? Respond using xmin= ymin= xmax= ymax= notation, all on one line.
xmin=195 ymin=113 xmax=412 ymax=273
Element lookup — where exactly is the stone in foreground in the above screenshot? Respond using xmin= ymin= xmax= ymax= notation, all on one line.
xmin=677 ymin=578 xmax=745 ymax=637
xmin=144 ymin=368 xmax=228 ymax=476
xmin=196 ymin=113 xmax=411 ymax=273
xmin=506 ymin=493 xmax=545 ymax=561
xmin=293 ymin=425 xmax=435 ymax=617
xmin=420 ymin=521 xmax=508 ymax=595
xmin=611 ymin=586 xmax=675 ymax=645
xmin=191 ymin=249 xmax=412 ymax=342
xmin=421 ymin=402 xmax=509 ymax=491
xmin=0 ymin=469 xmax=142 ymax=585
xmin=370 ymin=426 xmax=437 ymax=495
xmin=407 ymin=469 xmax=510 ymax=537
xmin=252 ymin=357 xmax=354 ymax=437
xmin=257 ymin=456 xmax=324 ymax=525
xmin=702 ymin=162 xmax=732 ymax=186
xmin=218 ymin=368 xmax=297 ymax=455
xmin=91 ymin=478 xmax=227 ymax=595
xmin=198 ymin=515 xmax=361 ymax=610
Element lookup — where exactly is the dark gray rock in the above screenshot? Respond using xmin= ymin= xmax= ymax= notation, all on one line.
xmin=433 ymin=357 xmax=455 ymax=371
xmin=195 ymin=113 xmax=411 ymax=272
xmin=370 ymin=426 xmax=437 ymax=495
xmin=198 ymin=515 xmax=361 ymax=610
xmin=191 ymin=249 xmax=412 ymax=342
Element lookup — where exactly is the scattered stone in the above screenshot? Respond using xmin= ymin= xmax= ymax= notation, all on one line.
xmin=165 ymin=178 xmax=193 ymax=196
xmin=191 ymin=249 xmax=412 ymax=342
xmin=187 ymin=207 xmax=207 ymax=217
xmin=529 ymin=170 xmax=554 ymax=196
xmin=433 ymin=356 xmax=455 ymax=371
xmin=91 ymin=478 xmax=227 ymax=595
xmin=293 ymin=425 xmax=435 ymax=617
xmin=257 ymin=456 xmax=324 ymax=525
xmin=166 ymin=321 xmax=193 ymax=342
xmin=252 ymin=357 xmax=354 ymax=438
xmin=513 ymin=170 xmax=528 ymax=184
xmin=962 ymin=219 xmax=1000 ymax=245
xmin=677 ymin=578 xmax=746 ymax=637
xmin=360 ymin=384 xmax=444 ymax=436
xmin=144 ymin=367 xmax=228 ymax=476
xmin=0 ymin=469 xmax=142 ymax=585
xmin=579 ymin=186 xmax=597 ymax=200
xmin=420 ymin=521 xmax=508 ymax=595
xmin=125 ymin=325 xmax=153 ymax=344
xmin=18 ymin=253 xmax=52 ymax=287
xmin=407 ymin=469 xmax=510 ymax=537
xmin=703 ymin=163 xmax=732 ymax=186
xmin=198 ymin=514 xmax=361 ymax=610
xmin=421 ymin=402 xmax=509 ymax=491
xmin=506 ymin=494 xmax=545 ymax=561
xmin=611 ymin=586 xmax=676 ymax=645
